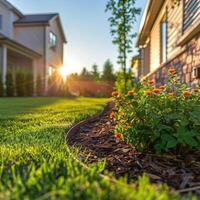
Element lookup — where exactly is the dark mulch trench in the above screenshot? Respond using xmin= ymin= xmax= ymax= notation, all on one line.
xmin=67 ymin=103 xmax=200 ymax=197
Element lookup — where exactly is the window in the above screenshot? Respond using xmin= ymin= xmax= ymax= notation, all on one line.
xmin=183 ymin=0 xmax=200 ymax=32
xmin=0 ymin=15 xmax=2 ymax=30
xmin=49 ymin=32 xmax=57 ymax=48
xmin=160 ymin=21 xmax=167 ymax=63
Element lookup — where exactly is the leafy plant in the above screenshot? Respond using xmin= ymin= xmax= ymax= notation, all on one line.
xmin=36 ymin=74 xmax=43 ymax=96
xmin=16 ymin=70 xmax=25 ymax=96
xmin=6 ymin=70 xmax=14 ymax=97
xmin=25 ymin=72 xmax=34 ymax=96
xmin=112 ymin=69 xmax=200 ymax=153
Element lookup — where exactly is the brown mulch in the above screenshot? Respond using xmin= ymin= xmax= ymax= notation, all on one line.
xmin=67 ymin=103 xmax=200 ymax=197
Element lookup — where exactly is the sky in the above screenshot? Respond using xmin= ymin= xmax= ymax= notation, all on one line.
xmin=9 ymin=0 xmax=147 ymax=74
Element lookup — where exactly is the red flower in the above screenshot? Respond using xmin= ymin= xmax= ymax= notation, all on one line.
xmin=192 ymin=89 xmax=199 ymax=93
xmin=168 ymin=68 xmax=175 ymax=75
xmin=114 ymin=133 xmax=122 ymax=140
xmin=148 ymin=80 xmax=154 ymax=85
xmin=110 ymin=112 xmax=115 ymax=120
xmin=112 ymin=91 xmax=119 ymax=97
xmin=127 ymin=90 xmax=134 ymax=96
xmin=153 ymin=89 xmax=161 ymax=94
xmin=183 ymin=91 xmax=191 ymax=97
xmin=145 ymin=91 xmax=152 ymax=96
xmin=168 ymin=93 xmax=174 ymax=97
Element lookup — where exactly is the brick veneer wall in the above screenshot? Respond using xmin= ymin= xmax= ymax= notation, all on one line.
xmin=147 ymin=33 xmax=200 ymax=87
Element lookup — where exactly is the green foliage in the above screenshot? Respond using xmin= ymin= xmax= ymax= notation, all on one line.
xmin=113 ymin=70 xmax=200 ymax=153
xmin=91 ymin=64 xmax=100 ymax=81
xmin=80 ymin=67 xmax=93 ymax=81
xmin=0 ymin=97 xmax=189 ymax=199
xmin=25 ymin=72 xmax=34 ymax=96
xmin=0 ymin=73 xmax=4 ymax=96
xmin=6 ymin=70 xmax=14 ymax=97
xmin=16 ymin=70 xmax=25 ymax=96
xmin=115 ymin=69 xmax=134 ymax=93
xmin=36 ymin=74 xmax=43 ymax=96
xmin=106 ymin=0 xmax=141 ymax=91
xmin=102 ymin=59 xmax=115 ymax=81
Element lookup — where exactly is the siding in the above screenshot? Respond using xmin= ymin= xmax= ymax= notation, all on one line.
xmin=45 ymin=17 xmax=64 ymax=69
xmin=150 ymin=13 xmax=161 ymax=72
xmin=167 ymin=1 xmax=183 ymax=59
xmin=13 ymin=26 xmax=45 ymax=55
xmin=0 ymin=2 xmax=19 ymax=39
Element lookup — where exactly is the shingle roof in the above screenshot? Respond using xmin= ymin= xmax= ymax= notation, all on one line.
xmin=14 ymin=13 xmax=58 ymax=24
xmin=0 ymin=32 xmax=6 ymax=38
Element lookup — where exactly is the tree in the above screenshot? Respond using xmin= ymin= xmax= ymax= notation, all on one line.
xmin=6 ymin=71 xmax=14 ymax=97
xmin=0 ymin=73 xmax=4 ymax=97
xmin=16 ymin=70 xmax=25 ymax=96
xmin=79 ymin=67 xmax=92 ymax=81
xmin=102 ymin=59 xmax=115 ymax=81
xmin=91 ymin=64 xmax=100 ymax=81
xmin=106 ymin=0 xmax=141 ymax=91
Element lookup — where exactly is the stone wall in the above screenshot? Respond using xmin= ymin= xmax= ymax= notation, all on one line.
xmin=147 ymin=33 xmax=200 ymax=87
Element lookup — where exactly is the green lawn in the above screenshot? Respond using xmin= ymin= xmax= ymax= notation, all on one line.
xmin=0 ymin=98 xmax=192 ymax=200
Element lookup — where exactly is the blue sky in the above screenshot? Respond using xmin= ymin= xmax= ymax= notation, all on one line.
xmin=9 ymin=0 xmax=147 ymax=74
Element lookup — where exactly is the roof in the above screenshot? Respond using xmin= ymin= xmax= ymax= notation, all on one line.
xmin=14 ymin=13 xmax=58 ymax=24
xmin=136 ymin=0 xmax=165 ymax=47
xmin=14 ymin=13 xmax=67 ymax=43
xmin=0 ymin=32 xmax=41 ymax=57
xmin=1 ymin=0 xmax=23 ymax=17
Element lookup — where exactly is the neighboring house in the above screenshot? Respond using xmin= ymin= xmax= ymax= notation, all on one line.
xmin=0 ymin=0 xmax=66 ymax=95
xmin=136 ymin=0 xmax=200 ymax=86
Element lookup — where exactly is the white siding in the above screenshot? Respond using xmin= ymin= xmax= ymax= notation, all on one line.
xmin=45 ymin=17 xmax=64 ymax=68
xmin=0 ymin=2 xmax=20 ymax=39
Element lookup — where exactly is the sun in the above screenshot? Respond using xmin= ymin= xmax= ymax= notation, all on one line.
xmin=59 ymin=66 xmax=68 ymax=79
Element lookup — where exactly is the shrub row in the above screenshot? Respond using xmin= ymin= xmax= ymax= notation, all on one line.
xmin=0 ymin=71 xmax=35 ymax=97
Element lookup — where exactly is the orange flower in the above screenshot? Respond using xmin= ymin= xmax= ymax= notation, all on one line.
xmin=114 ymin=133 xmax=122 ymax=140
xmin=168 ymin=68 xmax=175 ymax=75
xmin=183 ymin=91 xmax=191 ymax=97
xmin=148 ymin=80 xmax=154 ymax=85
xmin=128 ymin=90 xmax=134 ymax=96
xmin=111 ymin=91 xmax=119 ymax=97
xmin=110 ymin=112 xmax=115 ymax=120
xmin=153 ymin=88 xmax=161 ymax=94
xmin=168 ymin=92 xmax=174 ymax=97
xmin=192 ymin=89 xmax=199 ymax=93
xmin=159 ymin=85 xmax=165 ymax=90
xmin=145 ymin=91 xmax=152 ymax=96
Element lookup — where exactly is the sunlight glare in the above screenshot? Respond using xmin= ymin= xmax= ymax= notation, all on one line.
xmin=59 ymin=66 xmax=68 ymax=79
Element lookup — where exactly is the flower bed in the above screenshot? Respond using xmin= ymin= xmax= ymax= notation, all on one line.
xmin=112 ymin=69 xmax=200 ymax=153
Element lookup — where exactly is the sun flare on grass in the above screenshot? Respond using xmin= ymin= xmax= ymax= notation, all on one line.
xmin=59 ymin=66 xmax=68 ymax=80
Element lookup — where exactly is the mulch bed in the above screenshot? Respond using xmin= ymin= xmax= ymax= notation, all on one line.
xmin=67 ymin=103 xmax=200 ymax=197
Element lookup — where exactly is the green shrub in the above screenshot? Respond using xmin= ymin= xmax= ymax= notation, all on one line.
xmin=16 ymin=70 xmax=25 ymax=96
xmin=0 ymin=73 xmax=4 ymax=97
xmin=6 ymin=71 xmax=14 ymax=97
xmin=36 ymin=74 xmax=43 ymax=96
xmin=112 ymin=68 xmax=200 ymax=153
xmin=25 ymin=72 xmax=34 ymax=96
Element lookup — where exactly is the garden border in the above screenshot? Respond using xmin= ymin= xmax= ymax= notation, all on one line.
xmin=65 ymin=102 xmax=200 ymax=196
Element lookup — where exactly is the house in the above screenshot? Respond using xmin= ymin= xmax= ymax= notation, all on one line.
xmin=0 ymin=0 xmax=66 ymax=95
xmin=136 ymin=0 xmax=200 ymax=86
